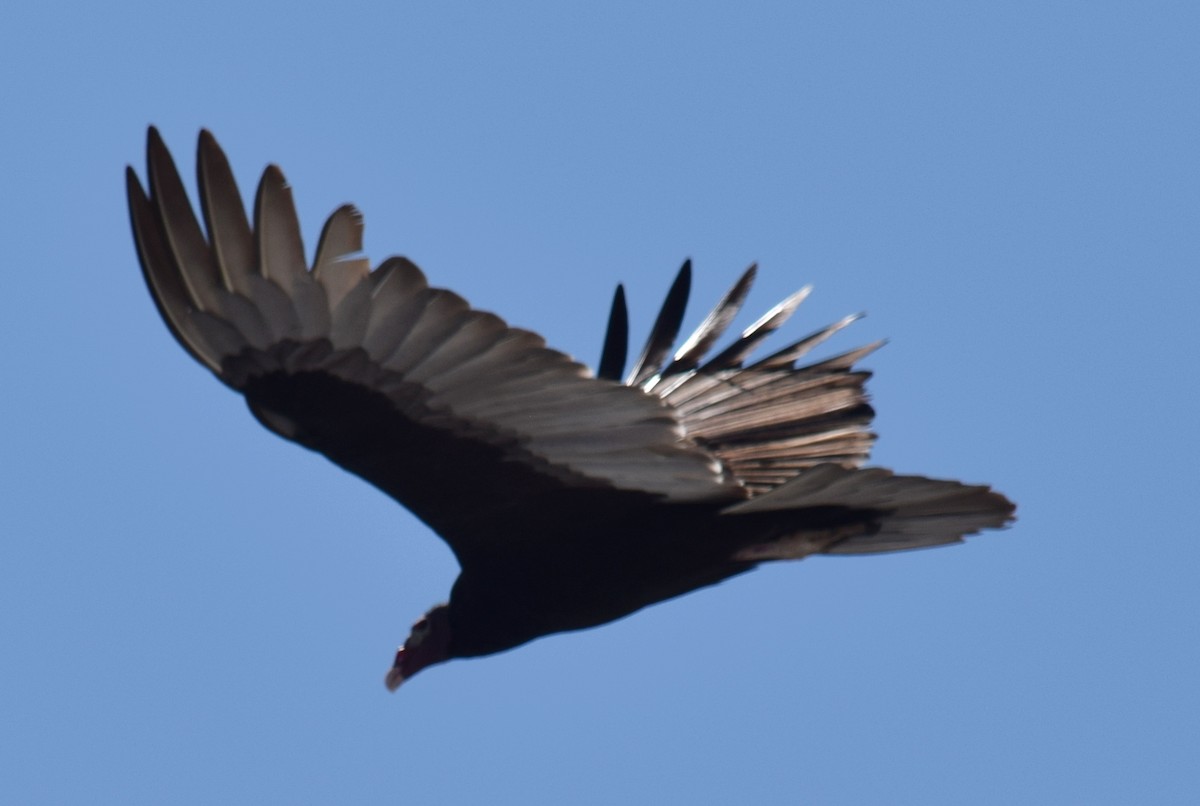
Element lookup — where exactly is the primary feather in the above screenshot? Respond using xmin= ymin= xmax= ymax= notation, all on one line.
xmin=127 ymin=129 xmax=1015 ymax=689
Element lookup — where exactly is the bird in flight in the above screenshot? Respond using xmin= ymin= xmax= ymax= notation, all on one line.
xmin=126 ymin=128 xmax=1014 ymax=690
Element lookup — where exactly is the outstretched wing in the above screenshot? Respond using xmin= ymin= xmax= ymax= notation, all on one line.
xmin=127 ymin=128 xmax=743 ymax=560
xmin=602 ymin=265 xmax=1014 ymax=551
xmin=603 ymin=262 xmax=878 ymax=496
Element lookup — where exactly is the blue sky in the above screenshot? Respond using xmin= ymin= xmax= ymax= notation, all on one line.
xmin=3 ymin=2 xmax=1198 ymax=803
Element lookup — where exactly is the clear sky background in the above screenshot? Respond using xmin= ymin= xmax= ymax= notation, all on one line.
xmin=3 ymin=2 xmax=1197 ymax=803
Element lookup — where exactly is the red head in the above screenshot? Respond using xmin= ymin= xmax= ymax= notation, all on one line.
xmin=384 ymin=604 xmax=452 ymax=691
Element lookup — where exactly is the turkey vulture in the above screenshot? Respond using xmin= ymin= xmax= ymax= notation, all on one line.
xmin=126 ymin=128 xmax=1015 ymax=690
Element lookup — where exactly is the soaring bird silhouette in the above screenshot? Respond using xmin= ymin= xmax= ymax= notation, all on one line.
xmin=126 ymin=128 xmax=1015 ymax=690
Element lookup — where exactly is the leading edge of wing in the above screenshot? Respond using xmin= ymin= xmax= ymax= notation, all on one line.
xmin=127 ymin=128 xmax=742 ymax=505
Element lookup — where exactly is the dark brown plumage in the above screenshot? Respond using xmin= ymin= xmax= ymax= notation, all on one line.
xmin=126 ymin=128 xmax=1015 ymax=689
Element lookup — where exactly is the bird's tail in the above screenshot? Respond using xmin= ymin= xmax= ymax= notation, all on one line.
xmin=721 ymin=463 xmax=1015 ymax=559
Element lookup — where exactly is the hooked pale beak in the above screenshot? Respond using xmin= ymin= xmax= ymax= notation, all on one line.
xmin=384 ymin=648 xmax=406 ymax=692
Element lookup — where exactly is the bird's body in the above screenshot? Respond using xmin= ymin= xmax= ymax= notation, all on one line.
xmin=127 ymin=129 xmax=1015 ymax=687
xmin=239 ymin=347 xmax=867 ymax=658
xmin=244 ymin=359 xmax=749 ymax=656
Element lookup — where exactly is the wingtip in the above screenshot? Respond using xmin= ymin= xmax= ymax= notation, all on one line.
xmin=345 ymin=203 xmax=364 ymax=224
xmin=672 ymin=258 xmax=693 ymax=297
xmin=196 ymin=128 xmax=224 ymax=167
xmin=146 ymin=125 xmax=167 ymax=159
xmin=261 ymin=163 xmax=289 ymax=186
xmin=745 ymin=284 xmax=810 ymax=335
xmin=598 ymin=282 xmax=630 ymax=381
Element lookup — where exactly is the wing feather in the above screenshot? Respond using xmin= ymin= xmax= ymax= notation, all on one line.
xmin=196 ymin=130 xmax=255 ymax=295
xmin=253 ymin=165 xmax=308 ymax=289
xmin=597 ymin=285 xmax=628 ymax=381
xmin=360 ymin=260 xmax=433 ymax=360
xmin=661 ymin=264 xmax=756 ymax=378
xmin=146 ymin=128 xmax=227 ymax=310
xmin=127 ymin=167 xmax=224 ymax=372
xmin=312 ymin=205 xmax=372 ymax=312
xmin=626 ymin=261 xmax=691 ymax=387
xmin=698 ymin=285 xmax=811 ymax=373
